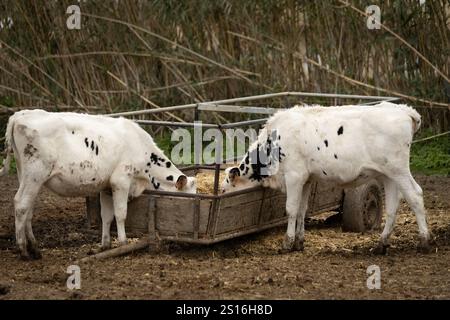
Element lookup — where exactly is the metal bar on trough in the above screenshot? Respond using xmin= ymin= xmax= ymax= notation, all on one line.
xmin=219 ymin=118 xmax=268 ymax=129
xmin=213 ymin=163 xmax=221 ymax=195
xmin=135 ymin=120 xmax=218 ymax=128
xmin=359 ymin=97 xmax=401 ymax=106
xmin=106 ymin=104 xmax=197 ymax=117
xmin=193 ymin=197 xmax=200 ymax=239
xmin=143 ymin=189 xmax=215 ymax=199
xmin=198 ymin=103 xmax=282 ymax=115
xmin=284 ymin=92 xmax=397 ymax=101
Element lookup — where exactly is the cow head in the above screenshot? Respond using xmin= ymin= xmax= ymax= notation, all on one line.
xmin=221 ymin=166 xmax=261 ymax=193
xmin=175 ymin=174 xmax=197 ymax=193
xmin=153 ymin=174 xmax=196 ymax=193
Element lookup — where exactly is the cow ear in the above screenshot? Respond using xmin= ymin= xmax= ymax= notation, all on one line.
xmin=229 ymin=167 xmax=240 ymax=183
xmin=175 ymin=175 xmax=187 ymax=190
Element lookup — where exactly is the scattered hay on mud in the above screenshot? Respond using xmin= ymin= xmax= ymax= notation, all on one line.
xmin=236 ymin=202 xmax=449 ymax=255
xmin=196 ymin=171 xmax=226 ymax=194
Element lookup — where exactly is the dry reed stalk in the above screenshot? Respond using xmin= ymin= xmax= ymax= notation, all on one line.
xmin=338 ymin=0 xmax=450 ymax=84
xmin=229 ymin=31 xmax=449 ymax=108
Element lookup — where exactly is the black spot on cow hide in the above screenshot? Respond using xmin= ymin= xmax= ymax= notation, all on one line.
xmin=324 ymin=140 xmax=328 ymax=147
xmin=84 ymin=138 xmax=89 ymax=147
xmin=150 ymin=153 xmax=158 ymax=164
xmin=166 ymin=175 xmax=174 ymax=181
xmin=248 ymin=146 xmax=270 ymax=182
xmin=334 ymin=154 xmax=338 ymax=159
xmin=150 ymin=153 xmax=163 ymax=166
xmin=338 ymin=126 xmax=344 ymax=135
xmin=166 ymin=162 xmax=172 ymax=168
xmin=24 ymin=144 xmax=38 ymax=159
xmin=151 ymin=177 xmax=160 ymax=189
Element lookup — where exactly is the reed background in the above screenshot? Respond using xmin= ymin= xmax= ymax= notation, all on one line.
xmin=0 ymin=0 xmax=449 ymax=138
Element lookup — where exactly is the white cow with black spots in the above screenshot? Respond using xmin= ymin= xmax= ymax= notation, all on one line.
xmin=221 ymin=102 xmax=431 ymax=254
xmin=0 ymin=109 xmax=196 ymax=260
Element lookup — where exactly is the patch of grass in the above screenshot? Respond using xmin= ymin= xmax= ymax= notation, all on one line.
xmin=155 ymin=129 xmax=252 ymax=165
xmin=410 ymin=130 xmax=450 ymax=176
xmin=0 ymin=154 xmax=16 ymax=175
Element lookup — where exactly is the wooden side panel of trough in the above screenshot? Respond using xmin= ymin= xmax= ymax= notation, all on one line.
xmin=86 ymin=194 xmax=213 ymax=240
xmin=214 ymin=190 xmax=264 ymax=234
xmin=259 ymin=189 xmax=287 ymax=223
xmin=214 ymin=188 xmax=287 ymax=235
xmin=125 ymin=195 xmax=151 ymax=234
xmin=154 ymin=196 xmax=212 ymax=237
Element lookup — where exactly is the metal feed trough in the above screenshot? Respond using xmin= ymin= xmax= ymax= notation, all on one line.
xmin=86 ymin=92 xmax=399 ymax=243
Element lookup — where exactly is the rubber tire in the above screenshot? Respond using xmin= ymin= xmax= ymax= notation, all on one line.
xmin=342 ymin=180 xmax=383 ymax=233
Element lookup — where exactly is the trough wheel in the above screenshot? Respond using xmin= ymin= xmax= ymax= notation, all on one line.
xmin=342 ymin=180 xmax=383 ymax=233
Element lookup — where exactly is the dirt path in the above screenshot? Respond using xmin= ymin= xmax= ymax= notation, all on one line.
xmin=0 ymin=174 xmax=449 ymax=299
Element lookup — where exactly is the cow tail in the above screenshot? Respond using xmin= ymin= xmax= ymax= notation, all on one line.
xmin=0 ymin=113 xmax=16 ymax=176
xmin=406 ymin=106 xmax=421 ymax=134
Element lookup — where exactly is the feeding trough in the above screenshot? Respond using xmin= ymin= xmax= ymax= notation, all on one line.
xmin=86 ymin=92 xmax=397 ymax=245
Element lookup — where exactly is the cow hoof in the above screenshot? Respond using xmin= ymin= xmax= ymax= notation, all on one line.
xmin=372 ymin=243 xmax=389 ymax=255
xmin=280 ymin=235 xmax=295 ymax=253
xmin=417 ymin=242 xmax=431 ymax=254
xmin=29 ymin=248 xmax=42 ymax=260
xmin=100 ymin=242 xmax=111 ymax=251
xmin=293 ymin=239 xmax=304 ymax=252
xmin=118 ymin=240 xmax=128 ymax=246
xmin=100 ymin=245 xmax=111 ymax=252
xmin=278 ymin=248 xmax=294 ymax=254
xmin=27 ymin=243 xmax=42 ymax=260
xmin=19 ymin=252 xmax=32 ymax=261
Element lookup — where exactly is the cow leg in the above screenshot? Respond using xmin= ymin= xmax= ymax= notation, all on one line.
xmin=392 ymin=172 xmax=430 ymax=253
xmin=294 ymin=182 xmax=311 ymax=251
xmin=111 ymin=187 xmax=129 ymax=246
xmin=14 ymin=179 xmax=42 ymax=260
xmin=374 ymin=177 xmax=401 ymax=255
xmin=100 ymin=191 xmax=114 ymax=251
xmin=25 ymin=211 xmax=41 ymax=259
xmin=281 ymin=174 xmax=305 ymax=253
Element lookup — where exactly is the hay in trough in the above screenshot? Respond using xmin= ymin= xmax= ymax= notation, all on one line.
xmin=196 ymin=171 xmax=226 ymax=194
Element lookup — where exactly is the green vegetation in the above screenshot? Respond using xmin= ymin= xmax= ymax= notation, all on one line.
xmin=154 ymin=128 xmax=252 ymax=165
xmin=410 ymin=130 xmax=450 ymax=176
xmin=0 ymin=154 xmax=16 ymax=175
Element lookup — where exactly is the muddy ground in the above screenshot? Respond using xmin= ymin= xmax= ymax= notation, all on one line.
xmin=0 ymin=174 xmax=449 ymax=299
